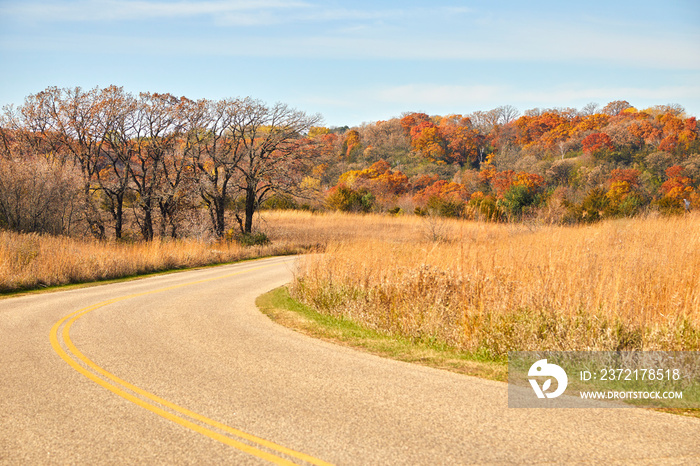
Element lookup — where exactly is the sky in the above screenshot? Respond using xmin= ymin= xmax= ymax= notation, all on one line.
xmin=1 ymin=0 xmax=699 ymax=128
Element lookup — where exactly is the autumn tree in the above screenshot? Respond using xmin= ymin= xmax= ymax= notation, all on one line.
xmin=341 ymin=129 xmax=361 ymax=159
xmin=189 ymin=98 xmax=244 ymax=238
xmin=0 ymin=118 xmax=81 ymax=234
xmin=602 ymin=100 xmax=632 ymax=116
xmin=606 ymin=168 xmax=643 ymax=216
xmin=399 ymin=112 xmax=430 ymax=135
xmin=128 ymin=93 xmax=182 ymax=241
xmin=96 ymin=85 xmax=137 ymax=239
xmin=438 ymin=115 xmax=483 ymax=166
xmin=229 ymin=99 xmax=322 ymax=234
xmin=582 ymin=132 xmax=615 ymax=156
xmin=410 ymin=121 xmax=445 ymax=160
xmin=21 ymin=86 xmax=108 ymax=237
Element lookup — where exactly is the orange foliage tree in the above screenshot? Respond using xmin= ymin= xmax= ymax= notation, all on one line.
xmin=582 ymin=132 xmax=615 ymax=155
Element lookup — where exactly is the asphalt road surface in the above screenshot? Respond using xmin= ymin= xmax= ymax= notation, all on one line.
xmin=1 ymin=256 xmax=698 ymax=464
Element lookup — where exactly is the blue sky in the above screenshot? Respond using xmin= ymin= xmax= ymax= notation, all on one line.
xmin=1 ymin=0 xmax=699 ymax=127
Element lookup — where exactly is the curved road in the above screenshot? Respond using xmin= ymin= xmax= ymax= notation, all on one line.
xmin=1 ymin=256 xmax=698 ymax=464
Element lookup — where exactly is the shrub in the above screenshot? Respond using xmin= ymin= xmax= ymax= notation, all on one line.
xmin=425 ymin=196 xmax=465 ymax=218
xmin=502 ymin=184 xmax=535 ymax=218
xmin=237 ymin=232 xmax=271 ymax=247
xmin=326 ymin=185 xmax=375 ymax=213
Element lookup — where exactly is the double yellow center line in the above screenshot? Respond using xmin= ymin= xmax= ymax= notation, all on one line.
xmin=50 ymin=261 xmax=333 ymax=465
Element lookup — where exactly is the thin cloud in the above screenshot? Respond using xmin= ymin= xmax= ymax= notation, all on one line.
xmin=1 ymin=0 xmax=311 ymax=22
xmin=368 ymin=83 xmax=700 ymax=115
xmin=4 ymin=2 xmax=697 ymax=70
xmin=214 ymin=7 xmax=393 ymax=27
xmin=372 ymin=84 xmax=506 ymax=106
xmin=517 ymin=85 xmax=700 ymax=104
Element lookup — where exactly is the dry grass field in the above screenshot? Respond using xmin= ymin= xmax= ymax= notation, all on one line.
xmin=0 ymin=231 xmax=302 ymax=293
xmin=3 ymin=210 xmax=699 ymax=357
xmin=289 ymin=211 xmax=700 ymax=356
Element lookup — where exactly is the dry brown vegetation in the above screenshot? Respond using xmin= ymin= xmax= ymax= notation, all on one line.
xmin=3 ymin=210 xmax=699 ymax=358
xmin=290 ymin=211 xmax=700 ymax=356
xmin=0 ymin=230 xmax=303 ymax=293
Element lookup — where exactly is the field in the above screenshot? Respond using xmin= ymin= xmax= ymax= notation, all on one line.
xmin=285 ymin=211 xmax=700 ymax=356
xmin=2 ymin=211 xmax=699 ymax=358
xmin=0 ymin=230 xmax=304 ymax=293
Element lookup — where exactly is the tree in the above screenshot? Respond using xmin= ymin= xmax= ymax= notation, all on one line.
xmin=229 ymin=99 xmax=321 ymax=234
xmin=410 ymin=121 xmax=445 ymax=160
xmin=399 ymin=112 xmax=430 ymax=135
xmin=602 ymin=100 xmax=632 ymax=116
xmin=96 ymin=85 xmax=137 ymax=239
xmin=21 ymin=86 xmax=108 ymax=238
xmin=128 ymin=93 xmax=182 ymax=241
xmin=157 ymin=98 xmax=199 ymax=238
xmin=0 ymin=122 xmax=81 ymax=234
xmin=439 ymin=115 xmax=482 ymax=166
xmin=582 ymin=132 xmax=614 ymax=156
xmin=342 ymin=129 xmax=361 ymax=159
xmin=189 ymin=98 xmax=243 ymax=239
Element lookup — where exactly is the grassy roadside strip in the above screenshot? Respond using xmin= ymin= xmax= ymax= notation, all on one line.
xmin=257 ymin=286 xmax=507 ymax=382
xmin=257 ymin=287 xmax=700 ymax=419
xmin=0 ymin=250 xmax=301 ymax=300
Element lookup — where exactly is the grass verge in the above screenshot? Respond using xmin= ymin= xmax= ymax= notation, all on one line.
xmin=257 ymin=286 xmax=507 ymax=382
xmin=258 ymin=286 xmax=699 ymax=419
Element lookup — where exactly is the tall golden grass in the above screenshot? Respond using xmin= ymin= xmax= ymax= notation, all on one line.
xmin=291 ymin=212 xmax=700 ymax=355
xmin=0 ymin=231 xmax=302 ymax=293
xmin=3 ymin=210 xmax=699 ymax=355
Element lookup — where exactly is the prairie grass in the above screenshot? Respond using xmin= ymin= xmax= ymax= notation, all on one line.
xmin=291 ymin=212 xmax=700 ymax=356
xmin=0 ymin=231 xmax=302 ymax=293
xmin=0 ymin=210 xmax=427 ymax=293
xmin=4 ymin=209 xmax=700 ymax=357
xmin=260 ymin=209 xmax=433 ymax=244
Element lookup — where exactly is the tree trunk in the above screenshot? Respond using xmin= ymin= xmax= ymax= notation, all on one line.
xmin=214 ymin=196 xmax=226 ymax=238
xmin=114 ymin=194 xmax=123 ymax=240
xmin=141 ymin=197 xmax=154 ymax=241
xmin=244 ymin=187 xmax=255 ymax=234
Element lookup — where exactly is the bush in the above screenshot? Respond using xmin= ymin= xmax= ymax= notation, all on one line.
xmin=261 ymin=195 xmax=298 ymax=210
xmin=656 ymin=197 xmax=684 ymax=216
xmin=502 ymin=185 xmax=534 ymax=218
xmin=425 ymin=196 xmax=465 ymax=218
xmin=579 ymin=187 xmax=610 ymax=223
xmin=326 ymin=185 xmax=375 ymax=212
xmin=237 ymin=232 xmax=271 ymax=247
xmin=467 ymin=195 xmax=502 ymax=222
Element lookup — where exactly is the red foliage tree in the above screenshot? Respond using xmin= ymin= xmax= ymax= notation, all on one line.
xmin=582 ymin=133 xmax=614 ymax=154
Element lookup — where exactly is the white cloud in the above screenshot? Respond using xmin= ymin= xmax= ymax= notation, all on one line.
xmin=1 ymin=0 xmax=311 ymax=22
xmin=4 ymin=1 xmax=698 ymax=71
xmin=516 ymin=85 xmax=700 ymax=106
xmin=371 ymin=84 xmax=506 ymax=107
xmin=353 ymin=83 xmax=700 ymax=117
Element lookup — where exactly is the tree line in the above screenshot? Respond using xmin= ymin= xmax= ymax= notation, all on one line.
xmin=2 ymin=89 xmax=699 ymax=240
xmin=301 ymin=101 xmax=699 ymax=221
xmin=0 ymin=86 xmax=321 ymax=240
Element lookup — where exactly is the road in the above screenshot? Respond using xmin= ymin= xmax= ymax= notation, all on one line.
xmin=1 ymin=256 xmax=698 ymax=464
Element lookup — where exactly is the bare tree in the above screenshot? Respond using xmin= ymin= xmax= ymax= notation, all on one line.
xmin=157 ymin=98 xmax=199 ymax=238
xmin=21 ymin=87 xmax=108 ymax=237
xmin=128 ymin=92 xmax=182 ymax=241
xmin=229 ymin=99 xmax=322 ymax=234
xmin=190 ymin=98 xmax=244 ymax=238
xmin=601 ymin=100 xmax=632 ymax=116
xmin=579 ymin=102 xmax=600 ymax=116
xmin=96 ymin=85 xmax=138 ymax=239
xmin=0 ymin=113 xmax=81 ymax=234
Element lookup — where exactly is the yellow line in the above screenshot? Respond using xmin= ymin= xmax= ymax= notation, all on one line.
xmin=50 ymin=260 xmax=333 ymax=466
